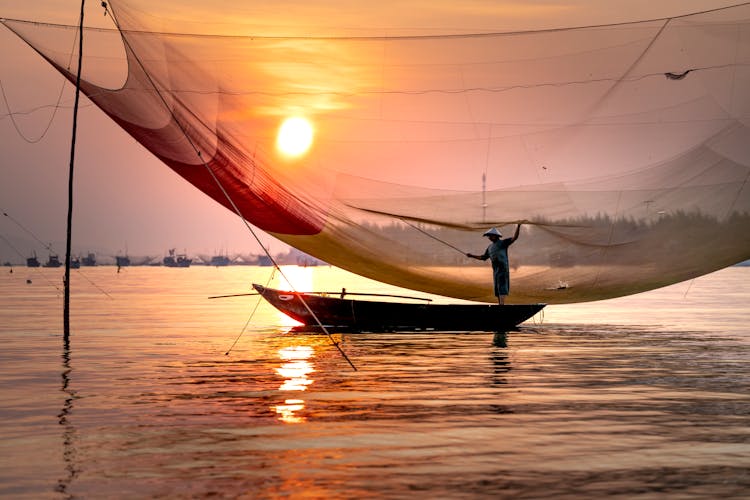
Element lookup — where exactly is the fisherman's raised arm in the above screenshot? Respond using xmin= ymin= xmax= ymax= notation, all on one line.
xmin=510 ymin=224 xmax=522 ymax=243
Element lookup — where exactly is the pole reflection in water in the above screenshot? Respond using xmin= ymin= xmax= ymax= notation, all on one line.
xmin=492 ymin=331 xmax=508 ymax=348
xmin=273 ymin=345 xmax=315 ymax=424
xmin=55 ymin=337 xmax=79 ymax=497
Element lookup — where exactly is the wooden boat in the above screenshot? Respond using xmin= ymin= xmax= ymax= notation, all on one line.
xmin=253 ymin=284 xmax=545 ymax=332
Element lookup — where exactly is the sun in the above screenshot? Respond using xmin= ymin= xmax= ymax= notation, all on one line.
xmin=276 ymin=117 xmax=314 ymax=157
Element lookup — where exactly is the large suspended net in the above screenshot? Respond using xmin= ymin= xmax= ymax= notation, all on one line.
xmin=3 ymin=1 xmax=749 ymax=303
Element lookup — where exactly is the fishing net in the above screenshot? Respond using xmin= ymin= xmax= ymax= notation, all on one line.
xmin=3 ymin=1 xmax=749 ymax=303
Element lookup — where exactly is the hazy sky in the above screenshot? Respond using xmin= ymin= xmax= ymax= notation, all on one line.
xmin=0 ymin=3 xmax=271 ymax=263
xmin=0 ymin=0 xmax=741 ymax=264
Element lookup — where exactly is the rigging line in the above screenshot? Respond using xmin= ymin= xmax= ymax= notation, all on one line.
xmin=724 ymin=169 xmax=750 ymax=220
xmin=577 ymin=18 xmax=671 ymax=126
xmin=2 ymin=211 xmax=112 ymax=298
xmin=0 ymin=232 xmax=24 ymax=261
xmin=225 ymin=268 xmax=276 ymax=356
xmin=590 ymin=190 xmax=622 ymax=292
xmin=209 ymin=292 xmax=260 ymax=299
xmin=683 ymin=278 xmax=696 ymax=299
xmin=197 ymin=150 xmax=358 ymax=370
xmin=398 ymin=217 xmax=468 ymax=255
xmin=118 ymin=62 xmax=744 ymax=100
xmin=0 ymin=232 xmax=64 ymax=292
xmin=2 ymin=57 xmax=733 ymax=113
xmin=0 ymin=91 xmax=97 ymax=120
xmin=210 ymin=290 xmax=433 ymax=301
xmin=196 ymin=149 xmax=358 ymax=370
xmin=103 ymin=1 xmax=357 ymax=371
xmin=0 ymin=9 xmax=82 ymax=144
xmin=5 ymin=1 xmax=750 ymax=40
xmin=74 ymin=268 xmax=114 ymax=298
xmin=349 ymin=205 xmax=576 ymax=230
xmin=3 ymin=211 xmax=55 ymax=253
xmin=0 ymin=79 xmax=67 ymax=144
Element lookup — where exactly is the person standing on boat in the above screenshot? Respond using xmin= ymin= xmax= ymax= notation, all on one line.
xmin=466 ymin=225 xmax=522 ymax=305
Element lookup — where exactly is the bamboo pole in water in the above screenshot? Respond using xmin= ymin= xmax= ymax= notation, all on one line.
xmin=64 ymin=0 xmax=85 ymax=338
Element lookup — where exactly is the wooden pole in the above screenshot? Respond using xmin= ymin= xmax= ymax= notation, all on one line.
xmin=64 ymin=0 xmax=85 ymax=338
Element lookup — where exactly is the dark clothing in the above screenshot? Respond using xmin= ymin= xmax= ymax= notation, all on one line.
xmin=479 ymin=237 xmax=514 ymax=296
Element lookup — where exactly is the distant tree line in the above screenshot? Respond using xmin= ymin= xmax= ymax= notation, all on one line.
xmin=358 ymin=210 xmax=750 ymax=267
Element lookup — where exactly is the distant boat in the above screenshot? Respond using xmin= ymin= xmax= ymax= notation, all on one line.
xmin=70 ymin=256 xmax=80 ymax=269
xmin=43 ymin=254 xmax=62 ymax=268
xmin=163 ymin=248 xmax=191 ymax=267
xmin=26 ymin=252 xmax=40 ymax=268
xmin=116 ymin=255 xmax=131 ymax=267
xmin=296 ymin=255 xmax=320 ymax=267
xmin=210 ymin=255 xmax=231 ymax=266
xmin=257 ymin=255 xmax=273 ymax=266
xmin=81 ymin=252 xmax=96 ymax=266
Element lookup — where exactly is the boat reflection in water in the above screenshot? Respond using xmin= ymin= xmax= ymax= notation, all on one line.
xmin=273 ymin=345 xmax=315 ymax=424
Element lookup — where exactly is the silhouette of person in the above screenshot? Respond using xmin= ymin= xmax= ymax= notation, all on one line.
xmin=466 ymin=225 xmax=521 ymax=305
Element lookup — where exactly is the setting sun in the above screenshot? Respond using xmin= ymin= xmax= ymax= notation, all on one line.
xmin=276 ymin=117 xmax=314 ymax=157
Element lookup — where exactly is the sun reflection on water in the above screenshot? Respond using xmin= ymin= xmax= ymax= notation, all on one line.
xmin=273 ymin=345 xmax=315 ymax=423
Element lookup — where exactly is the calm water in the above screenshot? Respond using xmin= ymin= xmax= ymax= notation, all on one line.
xmin=0 ymin=265 xmax=749 ymax=499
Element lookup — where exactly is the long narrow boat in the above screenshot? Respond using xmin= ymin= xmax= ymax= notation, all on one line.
xmin=253 ymin=284 xmax=545 ymax=332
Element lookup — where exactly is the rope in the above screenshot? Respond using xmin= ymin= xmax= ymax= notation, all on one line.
xmin=0 ymin=232 xmax=64 ymax=292
xmin=5 ymin=2 xmax=748 ymax=40
xmin=683 ymin=278 xmax=696 ymax=299
xmin=2 ymin=211 xmax=113 ymax=298
xmin=102 ymin=1 xmax=357 ymax=371
xmin=398 ymin=217 xmax=467 ymax=255
xmin=0 ymin=12 xmax=82 ymax=144
xmin=224 ymin=268 xmax=276 ymax=356
xmin=0 ymin=79 xmax=67 ymax=144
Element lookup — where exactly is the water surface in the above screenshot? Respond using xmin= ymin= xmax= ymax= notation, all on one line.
xmin=1 ymin=265 xmax=748 ymax=498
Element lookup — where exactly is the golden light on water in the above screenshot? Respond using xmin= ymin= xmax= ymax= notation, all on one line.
xmin=274 ymin=400 xmax=306 ymax=424
xmin=274 ymin=345 xmax=315 ymax=423
xmin=277 ymin=346 xmax=315 ymax=391
xmin=276 ymin=117 xmax=314 ymax=157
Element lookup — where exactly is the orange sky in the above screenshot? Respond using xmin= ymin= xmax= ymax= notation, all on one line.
xmin=0 ymin=0 xmax=743 ymax=263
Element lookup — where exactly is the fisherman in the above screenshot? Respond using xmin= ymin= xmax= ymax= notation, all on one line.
xmin=466 ymin=225 xmax=522 ymax=305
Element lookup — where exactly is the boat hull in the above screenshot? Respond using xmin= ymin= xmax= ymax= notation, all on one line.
xmin=253 ymin=284 xmax=545 ymax=332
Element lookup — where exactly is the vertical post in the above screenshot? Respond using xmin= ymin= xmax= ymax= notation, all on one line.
xmin=64 ymin=0 xmax=85 ymax=338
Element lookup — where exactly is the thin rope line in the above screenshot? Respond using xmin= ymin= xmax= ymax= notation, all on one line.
xmin=590 ymin=191 xmax=622 ymax=292
xmin=3 ymin=210 xmax=113 ymax=298
xmin=103 ymin=2 xmax=356 ymax=371
xmin=0 ymin=14 xmax=81 ymax=144
xmin=0 ymin=79 xmax=68 ymax=144
xmin=0 ymin=232 xmax=64 ymax=292
xmin=35 ymin=62 xmax=738 ymax=99
xmin=225 ymin=268 xmax=276 ymax=356
xmin=398 ymin=217 xmax=467 ymax=255
xmin=723 ymin=160 xmax=750 ymax=221
xmin=683 ymin=279 xmax=696 ymax=299
xmin=4 ymin=2 xmax=749 ymax=40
